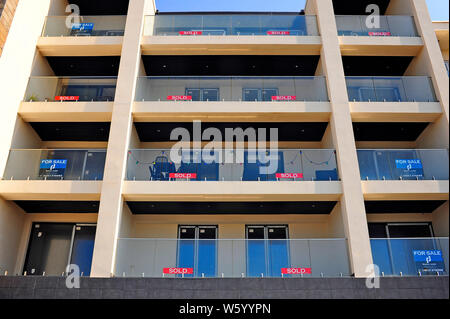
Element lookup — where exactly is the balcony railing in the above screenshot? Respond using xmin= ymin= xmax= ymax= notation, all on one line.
xmin=144 ymin=14 xmax=319 ymax=36
xmin=2 ymin=149 xmax=107 ymax=181
xmin=24 ymin=77 xmax=117 ymax=102
xmin=115 ymin=238 xmax=350 ymax=278
xmin=126 ymin=149 xmax=339 ymax=181
xmin=357 ymin=149 xmax=449 ymax=181
xmin=135 ymin=76 xmax=329 ymax=102
xmin=371 ymin=238 xmax=449 ymax=276
xmin=336 ymin=15 xmax=419 ymax=37
xmin=346 ymin=77 xmax=438 ymax=102
xmin=41 ymin=16 xmax=126 ymax=37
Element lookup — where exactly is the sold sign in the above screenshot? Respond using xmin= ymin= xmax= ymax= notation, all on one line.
xmin=267 ymin=31 xmax=290 ymax=35
xmin=282 ymin=268 xmax=312 ymax=275
xmin=163 ymin=268 xmax=194 ymax=275
xmin=272 ymin=96 xmax=296 ymax=101
xmin=170 ymin=173 xmax=197 ymax=179
xmin=167 ymin=95 xmax=192 ymax=101
xmin=276 ymin=173 xmax=303 ymax=179
xmin=368 ymin=31 xmax=391 ymax=36
xmin=55 ymin=96 xmax=79 ymax=101
xmin=179 ymin=31 xmax=203 ymax=35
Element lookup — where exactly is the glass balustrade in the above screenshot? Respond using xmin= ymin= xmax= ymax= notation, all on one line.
xmin=346 ymin=77 xmax=438 ymax=102
xmin=42 ymin=16 xmax=126 ymax=37
xmin=144 ymin=14 xmax=319 ymax=36
xmin=126 ymin=149 xmax=338 ymax=182
xmin=336 ymin=15 xmax=419 ymax=37
xmin=357 ymin=149 xmax=449 ymax=181
xmin=115 ymin=238 xmax=350 ymax=278
xmin=2 ymin=149 xmax=107 ymax=181
xmin=370 ymin=238 xmax=449 ymax=276
xmin=135 ymin=76 xmax=329 ymax=102
xmin=24 ymin=77 xmax=117 ymax=102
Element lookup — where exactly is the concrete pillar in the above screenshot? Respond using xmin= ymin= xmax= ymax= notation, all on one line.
xmin=314 ymin=0 xmax=373 ymax=277
xmin=90 ymin=0 xmax=155 ymax=277
xmin=410 ymin=0 xmax=449 ymax=122
xmin=0 ymin=0 xmax=51 ymax=176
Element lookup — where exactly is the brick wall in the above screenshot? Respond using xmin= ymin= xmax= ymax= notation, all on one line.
xmin=0 ymin=0 xmax=19 ymax=57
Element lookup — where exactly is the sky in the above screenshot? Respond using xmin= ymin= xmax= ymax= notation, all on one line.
xmin=155 ymin=0 xmax=449 ymax=20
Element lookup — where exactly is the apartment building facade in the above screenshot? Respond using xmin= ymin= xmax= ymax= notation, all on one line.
xmin=0 ymin=0 xmax=448 ymax=299
xmin=0 ymin=0 xmax=18 ymax=56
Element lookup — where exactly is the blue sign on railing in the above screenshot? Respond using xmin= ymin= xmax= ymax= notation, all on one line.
xmin=395 ymin=159 xmax=423 ymax=179
xmin=39 ymin=159 xmax=68 ymax=178
xmin=413 ymin=250 xmax=445 ymax=273
xmin=72 ymin=23 xmax=94 ymax=31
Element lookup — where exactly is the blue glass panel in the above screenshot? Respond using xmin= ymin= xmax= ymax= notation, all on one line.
xmin=247 ymin=240 xmax=266 ymax=277
xmin=177 ymin=239 xmax=195 ymax=278
xmin=197 ymin=239 xmax=217 ymax=277
xmin=268 ymin=240 xmax=290 ymax=277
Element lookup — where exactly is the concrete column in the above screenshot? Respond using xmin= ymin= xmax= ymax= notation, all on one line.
xmin=0 ymin=0 xmax=51 ymax=176
xmin=314 ymin=0 xmax=373 ymax=277
xmin=90 ymin=0 xmax=155 ymax=277
xmin=410 ymin=0 xmax=449 ymax=122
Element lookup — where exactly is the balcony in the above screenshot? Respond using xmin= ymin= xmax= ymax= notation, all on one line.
xmin=336 ymin=16 xmax=419 ymax=37
xmin=146 ymin=14 xmax=319 ymax=36
xmin=115 ymin=238 xmax=350 ymax=278
xmin=2 ymin=149 xmax=106 ymax=181
xmin=126 ymin=149 xmax=338 ymax=182
xmin=38 ymin=16 xmax=126 ymax=56
xmin=0 ymin=149 xmax=106 ymax=200
xmin=142 ymin=14 xmax=321 ymax=55
xmin=371 ymin=238 xmax=449 ymax=276
xmin=134 ymin=76 xmax=330 ymax=121
xmin=337 ymin=16 xmax=423 ymax=56
xmin=346 ymin=77 xmax=438 ymax=103
xmin=42 ymin=16 xmax=126 ymax=37
xmin=135 ymin=76 xmax=328 ymax=102
xmin=20 ymin=77 xmax=116 ymax=121
xmin=358 ymin=149 xmax=449 ymax=201
xmin=357 ymin=149 xmax=449 ymax=181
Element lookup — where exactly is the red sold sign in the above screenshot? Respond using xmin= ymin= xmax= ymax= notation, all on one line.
xmin=282 ymin=268 xmax=312 ymax=275
xmin=368 ymin=31 xmax=391 ymax=36
xmin=267 ymin=31 xmax=290 ymax=35
xmin=170 ymin=173 xmax=197 ymax=179
xmin=276 ymin=173 xmax=303 ymax=179
xmin=167 ymin=95 xmax=192 ymax=101
xmin=271 ymin=96 xmax=296 ymax=101
xmin=179 ymin=31 xmax=203 ymax=35
xmin=55 ymin=96 xmax=79 ymax=101
xmin=163 ymin=268 xmax=194 ymax=275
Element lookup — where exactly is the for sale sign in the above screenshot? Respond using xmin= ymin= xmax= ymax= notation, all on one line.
xmin=167 ymin=95 xmax=192 ymax=101
xmin=276 ymin=173 xmax=304 ymax=179
xmin=271 ymin=96 xmax=297 ymax=101
xmin=170 ymin=173 xmax=197 ymax=179
xmin=281 ymin=268 xmax=312 ymax=275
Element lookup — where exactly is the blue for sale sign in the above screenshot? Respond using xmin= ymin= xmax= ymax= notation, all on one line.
xmin=39 ymin=159 xmax=67 ymax=178
xmin=413 ymin=250 xmax=445 ymax=273
xmin=395 ymin=159 xmax=424 ymax=179
xmin=72 ymin=23 xmax=94 ymax=31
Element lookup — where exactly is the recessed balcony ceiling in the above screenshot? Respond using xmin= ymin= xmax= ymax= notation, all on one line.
xmin=134 ymin=122 xmax=329 ymax=142
xmin=332 ymin=0 xmax=390 ymax=15
xmin=127 ymin=201 xmax=338 ymax=215
xmin=365 ymin=200 xmax=447 ymax=214
xmin=68 ymin=0 xmax=129 ymax=16
xmin=29 ymin=122 xmax=111 ymax=142
xmin=14 ymin=201 xmax=100 ymax=213
xmin=46 ymin=56 xmax=121 ymax=76
xmin=142 ymin=55 xmax=321 ymax=76
xmin=343 ymin=56 xmax=414 ymax=76
xmin=353 ymin=122 xmax=430 ymax=141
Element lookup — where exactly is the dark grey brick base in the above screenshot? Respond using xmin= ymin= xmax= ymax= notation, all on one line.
xmin=0 ymin=276 xmax=448 ymax=299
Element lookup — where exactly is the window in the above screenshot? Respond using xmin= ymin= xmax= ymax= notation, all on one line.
xmin=246 ymin=225 xmax=290 ymax=277
xmin=185 ymin=88 xmax=219 ymax=101
xmin=243 ymin=88 xmax=279 ymax=101
xmin=24 ymin=223 xmax=96 ymax=276
xmin=177 ymin=226 xmax=217 ymax=277
xmin=61 ymin=85 xmax=116 ymax=102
